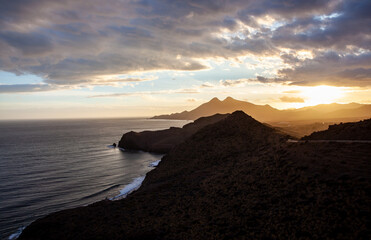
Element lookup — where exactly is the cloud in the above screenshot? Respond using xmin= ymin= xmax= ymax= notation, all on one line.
xmin=220 ymin=78 xmax=252 ymax=87
xmin=0 ymin=84 xmax=62 ymax=93
xmin=89 ymin=76 xmax=158 ymax=86
xmin=0 ymin=0 xmax=369 ymax=88
xmin=278 ymin=52 xmax=371 ymax=86
xmin=89 ymin=88 xmax=200 ymax=98
xmin=200 ymin=82 xmax=215 ymax=88
xmin=283 ymin=90 xmax=301 ymax=94
xmin=280 ymin=96 xmax=305 ymax=103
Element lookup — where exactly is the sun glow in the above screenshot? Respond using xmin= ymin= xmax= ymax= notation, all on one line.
xmin=301 ymin=85 xmax=345 ymax=106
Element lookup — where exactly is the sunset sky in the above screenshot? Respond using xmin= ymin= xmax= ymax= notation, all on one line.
xmin=0 ymin=0 xmax=370 ymax=119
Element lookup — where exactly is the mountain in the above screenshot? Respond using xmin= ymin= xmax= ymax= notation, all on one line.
xmin=293 ymin=102 xmax=362 ymax=113
xmin=151 ymin=97 xmax=371 ymax=122
xmin=152 ymin=97 xmax=283 ymax=122
xmin=19 ymin=111 xmax=371 ymax=240
xmin=118 ymin=113 xmax=228 ymax=153
xmin=303 ymin=118 xmax=371 ymax=140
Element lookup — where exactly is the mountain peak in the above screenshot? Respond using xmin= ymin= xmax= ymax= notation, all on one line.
xmin=223 ymin=96 xmax=235 ymax=102
xmin=209 ymin=97 xmax=221 ymax=103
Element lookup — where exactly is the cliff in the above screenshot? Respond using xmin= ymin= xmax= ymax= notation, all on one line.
xmin=19 ymin=111 xmax=371 ymax=240
xmin=118 ymin=113 xmax=228 ymax=153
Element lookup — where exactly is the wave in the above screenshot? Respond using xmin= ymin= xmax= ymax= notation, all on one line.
xmin=149 ymin=160 xmax=161 ymax=167
xmin=110 ymin=159 xmax=161 ymax=200
xmin=8 ymin=226 xmax=25 ymax=240
xmin=110 ymin=176 xmax=146 ymax=200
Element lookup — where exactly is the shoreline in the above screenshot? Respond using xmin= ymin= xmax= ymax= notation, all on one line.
xmin=8 ymin=158 xmax=162 ymax=240
xmin=17 ymin=113 xmax=371 ymax=239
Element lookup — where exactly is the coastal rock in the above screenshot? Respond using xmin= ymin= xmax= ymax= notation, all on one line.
xmin=19 ymin=111 xmax=371 ymax=240
xmin=118 ymin=113 xmax=228 ymax=153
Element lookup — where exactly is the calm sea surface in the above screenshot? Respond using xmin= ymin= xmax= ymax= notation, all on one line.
xmin=0 ymin=118 xmax=188 ymax=239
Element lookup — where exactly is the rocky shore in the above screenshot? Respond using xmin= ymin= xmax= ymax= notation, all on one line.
xmin=19 ymin=111 xmax=371 ymax=239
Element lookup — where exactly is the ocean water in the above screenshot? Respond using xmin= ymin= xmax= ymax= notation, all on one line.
xmin=0 ymin=118 xmax=188 ymax=239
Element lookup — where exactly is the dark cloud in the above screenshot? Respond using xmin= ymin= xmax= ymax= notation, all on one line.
xmin=0 ymin=84 xmax=61 ymax=93
xmin=272 ymin=0 xmax=371 ymax=50
xmin=0 ymin=0 xmax=369 ymax=88
xmin=278 ymin=52 xmax=371 ymax=86
xmin=0 ymin=31 xmax=53 ymax=55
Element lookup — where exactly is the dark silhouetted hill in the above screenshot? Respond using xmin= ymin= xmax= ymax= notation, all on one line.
xmin=19 ymin=111 xmax=371 ymax=240
xmin=118 ymin=113 xmax=228 ymax=153
xmin=152 ymin=97 xmax=371 ymax=123
xmin=303 ymin=118 xmax=371 ymax=140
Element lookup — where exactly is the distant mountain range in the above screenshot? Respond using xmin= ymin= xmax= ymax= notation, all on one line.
xmin=152 ymin=97 xmax=371 ymax=122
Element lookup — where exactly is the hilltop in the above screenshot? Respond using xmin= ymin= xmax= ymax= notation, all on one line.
xmin=19 ymin=111 xmax=371 ymax=240
xmin=152 ymin=97 xmax=282 ymax=122
xmin=118 ymin=113 xmax=228 ymax=153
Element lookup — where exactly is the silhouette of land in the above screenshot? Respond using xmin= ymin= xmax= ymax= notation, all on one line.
xmin=303 ymin=118 xmax=371 ymax=140
xmin=19 ymin=111 xmax=371 ymax=240
xmin=152 ymin=97 xmax=371 ymax=122
xmin=152 ymin=97 xmax=371 ymax=137
xmin=119 ymin=113 xmax=228 ymax=153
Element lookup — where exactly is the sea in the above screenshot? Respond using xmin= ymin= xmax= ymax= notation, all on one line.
xmin=0 ymin=118 xmax=189 ymax=240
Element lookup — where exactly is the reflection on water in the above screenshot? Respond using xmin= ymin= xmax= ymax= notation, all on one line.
xmin=0 ymin=118 xmax=189 ymax=239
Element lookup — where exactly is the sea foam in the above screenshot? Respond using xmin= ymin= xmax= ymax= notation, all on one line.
xmin=110 ymin=159 xmax=161 ymax=200
xmin=8 ymin=227 xmax=25 ymax=240
xmin=110 ymin=176 xmax=146 ymax=200
xmin=149 ymin=160 xmax=161 ymax=167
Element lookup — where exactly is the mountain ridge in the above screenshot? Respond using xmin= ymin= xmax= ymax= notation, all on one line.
xmin=151 ymin=97 xmax=371 ymax=122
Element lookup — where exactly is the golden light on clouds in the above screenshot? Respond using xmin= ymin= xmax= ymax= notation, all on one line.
xmin=300 ymin=85 xmax=345 ymax=106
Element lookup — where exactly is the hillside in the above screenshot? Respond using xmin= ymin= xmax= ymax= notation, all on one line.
xmin=303 ymin=118 xmax=371 ymax=140
xmin=118 ymin=113 xmax=228 ymax=153
xmin=19 ymin=111 xmax=371 ymax=240
xmin=152 ymin=97 xmax=371 ymax=123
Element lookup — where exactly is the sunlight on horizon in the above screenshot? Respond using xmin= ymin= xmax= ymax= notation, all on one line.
xmin=296 ymin=85 xmax=346 ymax=108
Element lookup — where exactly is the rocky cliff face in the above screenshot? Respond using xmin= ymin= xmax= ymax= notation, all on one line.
xmin=19 ymin=111 xmax=371 ymax=240
xmin=118 ymin=113 xmax=228 ymax=153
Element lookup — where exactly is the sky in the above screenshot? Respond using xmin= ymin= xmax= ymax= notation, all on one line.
xmin=0 ymin=0 xmax=370 ymax=119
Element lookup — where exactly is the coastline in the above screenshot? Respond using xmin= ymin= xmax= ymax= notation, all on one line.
xmin=17 ymin=113 xmax=371 ymax=239
xmin=8 ymin=158 xmax=162 ymax=240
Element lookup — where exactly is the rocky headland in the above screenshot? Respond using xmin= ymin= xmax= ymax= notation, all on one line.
xmin=118 ymin=113 xmax=228 ymax=153
xmin=19 ymin=111 xmax=371 ymax=239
